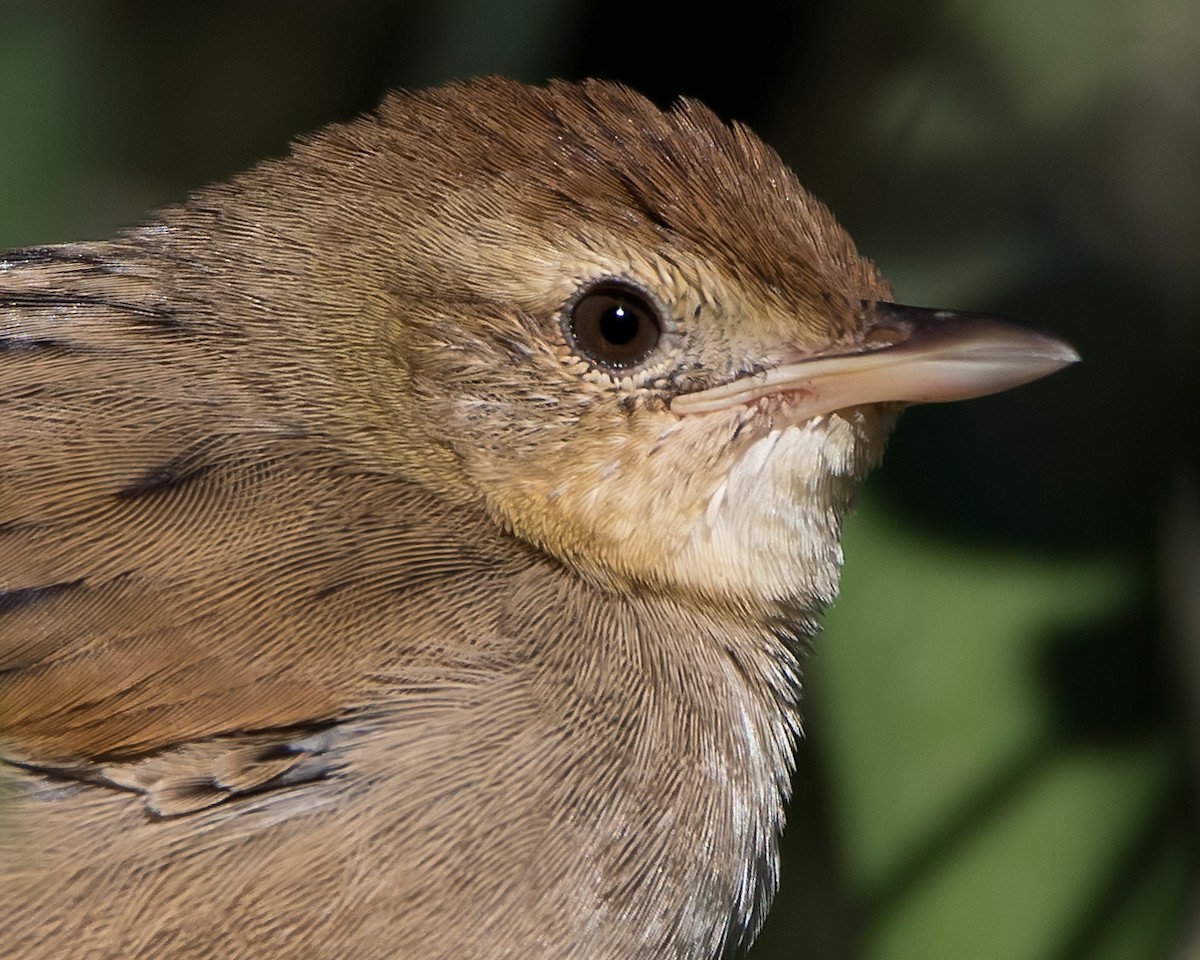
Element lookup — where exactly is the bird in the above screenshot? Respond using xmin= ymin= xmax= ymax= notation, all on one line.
xmin=0 ymin=77 xmax=1077 ymax=959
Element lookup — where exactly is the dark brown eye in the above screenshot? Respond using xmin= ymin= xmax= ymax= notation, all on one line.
xmin=567 ymin=282 xmax=662 ymax=369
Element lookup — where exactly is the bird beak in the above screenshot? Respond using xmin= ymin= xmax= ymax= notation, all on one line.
xmin=671 ymin=301 xmax=1080 ymax=419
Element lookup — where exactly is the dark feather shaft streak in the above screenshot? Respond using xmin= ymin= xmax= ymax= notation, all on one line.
xmin=0 ymin=581 xmax=83 ymax=617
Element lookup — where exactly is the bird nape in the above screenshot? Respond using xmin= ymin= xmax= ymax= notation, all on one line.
xmin=0 ymin=77 xmax=1076 ymax=959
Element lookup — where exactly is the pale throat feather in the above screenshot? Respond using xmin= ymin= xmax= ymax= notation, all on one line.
xmin=673 ymin=409 xmax=890 ymax=613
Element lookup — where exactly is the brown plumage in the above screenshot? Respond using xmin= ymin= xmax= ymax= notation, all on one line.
xmin=0 ymin=78 xmax=1076 ymax=958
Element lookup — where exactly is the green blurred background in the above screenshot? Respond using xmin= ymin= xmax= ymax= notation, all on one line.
xmin=1 ymin=2 xmax=1195 ymax=957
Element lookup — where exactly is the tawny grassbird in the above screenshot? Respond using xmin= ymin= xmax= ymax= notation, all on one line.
xmin=0 ymin=78 xmax=1077 ymax=959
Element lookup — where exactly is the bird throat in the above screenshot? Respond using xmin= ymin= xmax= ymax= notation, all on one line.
xmin=671 ymin=408 xmax=890 ymax=614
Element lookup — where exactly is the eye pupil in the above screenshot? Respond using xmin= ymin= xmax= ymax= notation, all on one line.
xmin=599 ymin=305 xmax=639 ymax=346
xmin=567 ymin=281 xmax=663 ymax=369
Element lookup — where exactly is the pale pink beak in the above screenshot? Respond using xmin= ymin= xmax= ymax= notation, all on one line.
xmin=671 ymin=302 xmax=1079 ymax=419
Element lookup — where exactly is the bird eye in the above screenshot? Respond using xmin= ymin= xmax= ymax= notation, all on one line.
xmin=567 ymin=281 xmax=662 ymax=369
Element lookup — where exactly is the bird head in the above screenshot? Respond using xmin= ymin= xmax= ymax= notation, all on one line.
xmin=196 ymin=78 xmax=1076 ymax=620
